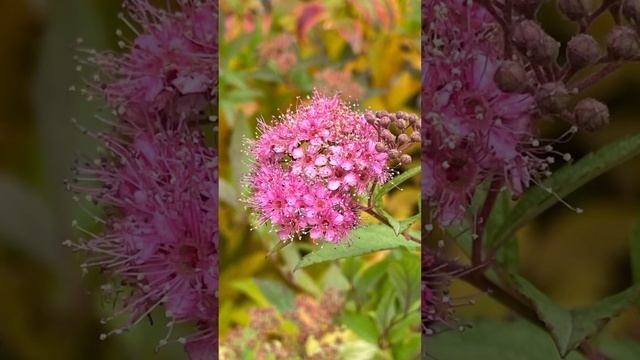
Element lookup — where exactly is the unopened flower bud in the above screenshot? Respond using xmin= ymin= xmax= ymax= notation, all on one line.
xmin=512 ymin=20 xmax=544 ymax=51
xmin=375 ymin=142 xmax=387 ymax=152
xmin=389 ymin=149 xmax=400 ymax=159
xmin=533 ymin=34 xmax=561 ymax=64
xmin=558 ymin=0 xmax=590 ymax=21
xmin=566 ymin=34 xmax=601 ymax=67
xmin=572 ymin=98 xmax=609 ymax=131
xmin=397 ymin=134 xmax=410 ymax=145
xmin=365 ymin=112 xmax=376 ymax=124
xmin=407 ymin=113 xmax=419 ymax=124
xmin=382 ymin=129 xmax=396 ymax=142
xmin=536 ymin=82 xmax=571 ymax=114
xmin=410 ymin=131 xmax=421 ymax=142
xmin=623 ymin=0 xmax=640 ymax=24
xmin=512 ymin=20 xmax=559 ymax=64
xmin=606 ymin=26 xmax=640 ymax=60
xmin=513 ymin=0 xmax=543 ymax=18
xmin=396 ymin=119 xmax=409 ymax=129
xmin=494 ymin=61 xmax=529 ymax=93
xmin=400 ymin=154 xmax=412 ymax=165
xmin=380 ymin=116 xmax=391 ymax=127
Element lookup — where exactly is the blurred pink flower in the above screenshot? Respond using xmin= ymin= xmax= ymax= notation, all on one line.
xmin=67 ymin=119 xmax=217 ymax=354
xmin=69 ymin=1 xmax=218 ymax=358
xmin=258 ymin=33 xmax=298 ymax=72
xmin=81 ymin=0 xmax=217 ymax=117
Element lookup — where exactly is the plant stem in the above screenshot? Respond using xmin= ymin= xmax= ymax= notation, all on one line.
xmin=472 ymin=178 xmax=502 ymax=266
xmin=571 ymin=62 xmax=622 ymax=92
xmin=462 ymin=271 xmax=543 ymax=326
xmin=579 ymin=341 xmax=612 ymax=360
xmin=364 ymin=208 xmax=421 ymax=243
xmin=586 ymin=0 xmax=620 ymax=28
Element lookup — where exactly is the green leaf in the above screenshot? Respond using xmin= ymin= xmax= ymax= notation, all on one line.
xmin=221 ymin=69 xmax=250 ymax=89
xmin=491 ymin=132 xmax=640 ymax=249
xmin=427 ymin=318 xmax=587 ymax=360
xmin=342 ymin=312 xmax=379 ymax=344
xmin=486 ymin=190 xmax=519 ymax=271
xmin=511 ymin=274 xmax=640 ymax=356
xmin=387 ymin=251 xmax=420 ymax=314
xmin=274 ymin=239 xmax=323 ymax=297
xmin=600 ymin=337 xmax=640 ymax=360
xmin=341 ymin=256 xmax=363 ymax=281
xmin=392 ymin=334 xmax=420 ymax=360
xmin=373 ymin=165 xmax=421 ymax=207
xmin=295 ymin=224 xmax=419 ymax=269
xmin=379 ymin=209 xmax=421 ymax=237
xmin=322 ymin=263 xmax=351 ymax=291
xmin=339 ymin=340 xmax=379 ymax=360
xmin=398 ymin=212 xmax=420 ymax=233
xmin=226 ymin=88 xmax=263 ymax=103
xmin=252 ymin=68 xmax=283 ymax=83
xmin=253 ymin=278 xmax=295 ymax=312
xmin=219 ymin=178 xmax=240 ymax=209
xmin=388 ymin=311 xmax=420 ymax=344
xmin=354 ymin=257 xmax=391 ymax=305
xmin=378 ymin=208 xmax=401 ymax=234
xmin=232 ymin=279 xmax=270 ymax=307
xmin=290 ymin=64 xmax=313 ymax=91
xmin=375 ymin=284 xmax=397 ymax=330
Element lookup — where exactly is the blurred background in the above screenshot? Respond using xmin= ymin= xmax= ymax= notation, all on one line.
xmin=0 ymin=0 xmax=199 ymax=359
xmin=444 ymin=2 xmax=640 ymax=352
xmin=218 ymin=0 xmax=421 ymax=358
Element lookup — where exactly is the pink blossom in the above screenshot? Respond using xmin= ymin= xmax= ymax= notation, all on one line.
xmin=247 ymin=93 xmax=390 ymax=243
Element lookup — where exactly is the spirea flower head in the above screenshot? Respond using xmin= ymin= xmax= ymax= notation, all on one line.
xmin=258 ymin=33 xmax=298 ymax=72
xmin=78 ymin=0 xmax=217 ymax=117
xmin=424 ymin=0 xmax=553 ymax=225
xmin=65 ymin=119 xmax=217 ymax=354
xmin=246 ymin=92 xmax=391 ymax=243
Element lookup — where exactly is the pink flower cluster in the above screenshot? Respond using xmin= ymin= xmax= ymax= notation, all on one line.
xmin=423 ymin=0 xmax=548 ymax=225
xmin=247 ymin=93 xmax=389 ymax=243
xmin=67 ymin=1 xmax=217 ymax=358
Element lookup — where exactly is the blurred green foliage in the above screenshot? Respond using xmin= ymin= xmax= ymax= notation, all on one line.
xmin=219 ymin=0 xmax=421 ymax=358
